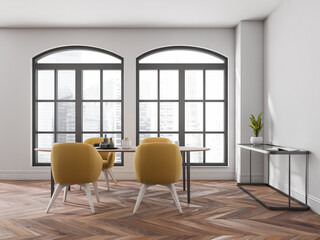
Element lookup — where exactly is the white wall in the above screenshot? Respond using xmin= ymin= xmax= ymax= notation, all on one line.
xmin=0 ymin=28 xmax=235 ymax=180
xmin=235 ymin=21 xmax=265 ymax=183
xmin=265 ymin=0 xmax=320 ymax=214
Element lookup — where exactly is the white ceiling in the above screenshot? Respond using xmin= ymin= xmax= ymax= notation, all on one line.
xmin=0 ymin=0 xmax=283 ymax=28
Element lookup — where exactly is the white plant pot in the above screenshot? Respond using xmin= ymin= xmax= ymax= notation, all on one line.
xmin=250 ymin=137 xmax=263 ymax=145
xmin=122 ymin=139 xmax=131 ymax=148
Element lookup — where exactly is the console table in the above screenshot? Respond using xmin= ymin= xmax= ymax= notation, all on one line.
xmin=238 ymin=144 xmax=309 ymax=211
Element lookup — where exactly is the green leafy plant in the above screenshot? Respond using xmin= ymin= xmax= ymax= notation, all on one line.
xmin=249 ymin=113 xmax=263 ymax=137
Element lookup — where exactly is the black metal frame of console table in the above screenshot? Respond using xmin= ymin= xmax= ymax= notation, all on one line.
xmin=238 ymin=144 xmax=309 ymax=211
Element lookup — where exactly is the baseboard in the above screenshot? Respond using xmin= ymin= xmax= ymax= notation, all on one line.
xmin=308 ymin=193 xmax=320 ymax=214
xmin=0 ymin=170 xmax=51 ymax=180
xmin=238 ymin=173 xmax=265 ymax=183
xmin=110 ymin=170 xmax=135 ymax=180
xmin=0 ymin=169 xmax=235 ymax=181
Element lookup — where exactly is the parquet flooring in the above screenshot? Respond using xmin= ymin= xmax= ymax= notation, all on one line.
xmin=0 ymin=180 xmax=319 ymax=239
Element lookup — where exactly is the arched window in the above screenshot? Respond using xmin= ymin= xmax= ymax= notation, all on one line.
xmin=33 ymin=46 xmax=124 ymax=166
xmin=137 ymin=46 xmax=228 ymax=166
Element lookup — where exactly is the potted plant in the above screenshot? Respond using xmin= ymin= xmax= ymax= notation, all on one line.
xmin=249 ymin=113 xmax=263 ymax=145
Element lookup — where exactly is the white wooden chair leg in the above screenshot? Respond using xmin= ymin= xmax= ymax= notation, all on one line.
xmin=107 ymin=169 xmax=117 ymax=184
xmin=102 ymin=169 xmax=110 ymax=190
xmin=92 ymin=181 xmax=100 ymax=202
xmin=63 ymin=185 xmax=69 ymax=202
xmin=133 ymin=184 xmax=149 ymax=214
xmin=83 ymin=183 xmax=95 ymax=214
xmin=45 ymin=184 xmax=64 ymax=213
xmin=167 ymin=183 xmax=182 ymax=213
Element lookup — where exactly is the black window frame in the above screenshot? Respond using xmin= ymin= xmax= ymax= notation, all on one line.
xmin=32 ymin=45 xmax=124 ymax=166
xmin=136 ymin=46 xmax=228 ymax=166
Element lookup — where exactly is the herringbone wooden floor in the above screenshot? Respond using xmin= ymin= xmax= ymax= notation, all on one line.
xmin=0 ymin=180 xmax=319 ymax=239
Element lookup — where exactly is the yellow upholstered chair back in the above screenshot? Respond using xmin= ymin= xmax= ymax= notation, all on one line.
xmin=84 ymin=137 xmax=116 ymax=169
xmin=51 ymin=143 xmax=102 ymax=184
xmin=134 ymin=142 xmax=182 ymax=184
xmin=140 ymin=137 xmax=172 ymax=144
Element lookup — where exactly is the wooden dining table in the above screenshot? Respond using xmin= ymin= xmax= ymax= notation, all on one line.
xmin=35 ymin=146 xmax=210 ymax=203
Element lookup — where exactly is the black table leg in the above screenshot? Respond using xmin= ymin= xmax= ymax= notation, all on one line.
xmin=268 ymin=154 xmax=270 ymax=184
xmin=182 ymin=152 xmax=185 ymax=191
xmin=305 ymin=154 xmax=308 ymax=205
xmin=187 ymin=152 xmax=190 ymax=203
xmin=250 ymin=150 xmax=252 ymax=183
xmin=51 ymin=170 xmax=54 ymax=197
xmin=289 ymin=154 xmax=291 ymax=207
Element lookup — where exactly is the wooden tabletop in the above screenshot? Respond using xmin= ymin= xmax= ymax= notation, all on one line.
xmin=35 ymin=146 xmax=210 ymax=152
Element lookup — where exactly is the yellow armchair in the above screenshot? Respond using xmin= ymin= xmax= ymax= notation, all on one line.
xmin=133 ymin=142 xmax=182 ymax=213
xmin=84 ymin=137 xmax=116 ymax=190
xmin=46 ymin=143 xmax=103 ymax=214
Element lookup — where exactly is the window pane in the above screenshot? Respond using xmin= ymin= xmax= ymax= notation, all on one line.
xmin=57 ymin=102 xmax=76 ymax=132
xmin=160 ymin=70 xmax=178 ymax=100
xmin=37 ymin=70 xmax=54 ymax=100
xmin=83 ymin=133 xmax=100 ymax=142
xmin=185 ymin=102 xmax=203 ymax=131
xmin=114 ymin=153 xmax=121 ymax=164
xmin=206 ymin=102 xmax=224 ymax=131
xmin=185 ymin=70 xmax=203 ymax=100
xmin=103 ymin=102 xmax=121 ymax=131
xmin=37 ymin=134 xmax=54 ymax=163
xmin=139 ymin=70 xmax=157 ymax=100
xmin=83 ymin=102 xmax=100 ymax=131
xmin=57 ymin=134 xmax=75 ymax=143
xmin=206 ymin=70 xmax=224 ymax=100
xmin=37 ymin=102 xmax=54 ymax=131
xmin=104 ymin=133 xmax=122 ymax=164
xmin=185 ymin=134 xmax=203 ymax=163
xmin=103 ymin=70 xmax=121 ymax=100
xmin=139 ymin=49 xmax=224 ymax=64
xmin=37 ymin=134 xmax=54 ymax=147
xmin=139 ymin=102 xmax=157 ymax=131
xmin=38 ymin=50 xmax=121 ymax=64
xmin=206 ymin=134 xmax=224 ymax=163
xmin=139 ymin=133 xmax=158 ymax=144
xmin=159 ymin=134 xmax=179 ymax=143
xmin=83 ymin=70 xmax=100 ymax=100
xmin=58 ymin=70 xmax=75 ymax=100
xmin=160 ymin=102 xmax=178 ymax=131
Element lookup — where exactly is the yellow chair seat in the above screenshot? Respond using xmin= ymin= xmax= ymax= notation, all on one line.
xmin=84 ymin=137 xmax=117 ymax=190
xmin=102 ymin=159 xmax=111 ymax=169
xmin=83 ymin=137 xmax=116 ymax=169
xmin=134 ymin=142 xmax=181 ymax=184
